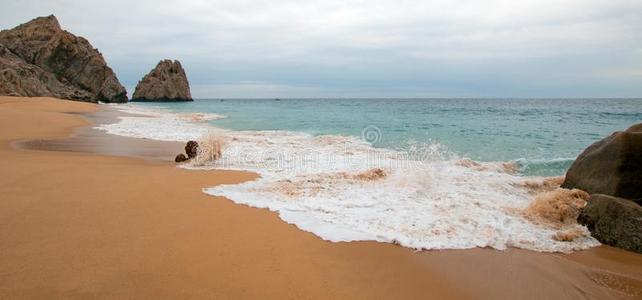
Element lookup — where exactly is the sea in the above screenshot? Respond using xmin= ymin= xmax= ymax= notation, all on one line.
xmin=98 ymin=98 xmax=642 ymax=252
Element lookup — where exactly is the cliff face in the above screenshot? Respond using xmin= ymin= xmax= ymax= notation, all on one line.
xmin=0 ymin=15 xmax=127 ymax=103
xmin=132 ymin=59 xmax=192 ymax=101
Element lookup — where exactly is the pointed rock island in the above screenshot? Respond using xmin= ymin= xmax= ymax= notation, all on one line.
xmin=0 ymin=15 xmax=127 ymax=103
xmin=132 ymin=59 xmax=193 ymax=101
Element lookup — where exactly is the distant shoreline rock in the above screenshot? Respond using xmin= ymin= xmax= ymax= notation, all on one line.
xmin=131 ymin=59 xmax=192 ymax=102
xmin=0 ymin=15 xmax=127 ymax=103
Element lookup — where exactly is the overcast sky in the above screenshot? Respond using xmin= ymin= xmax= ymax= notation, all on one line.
xmin=1 ymin=0 xmax=640 ymax=98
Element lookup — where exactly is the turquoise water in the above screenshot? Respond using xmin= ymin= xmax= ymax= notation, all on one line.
xmin=135 ymin=98 xmax=642 ymax=176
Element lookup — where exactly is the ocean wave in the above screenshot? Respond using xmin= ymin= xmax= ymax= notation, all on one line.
xmin=177 ymin=112 xmax=226 ymax=122
xmin=513 ymin=157 xmax=575 ymax=176
xmin=97 ymin=104 xmax=213 ymax=141
xmin=96 ymin=103 xmax=599 ymax=252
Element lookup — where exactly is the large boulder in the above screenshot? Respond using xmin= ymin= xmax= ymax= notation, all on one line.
xmin=0 ymin=15 xmax=127 ymax=103
xmin=562 ymin=123 xmax=642 ymax=204
xmin=131 ymin=59 xmax=192 ymax=101
xmin=578 ymin=194 xmax=642 ymax=253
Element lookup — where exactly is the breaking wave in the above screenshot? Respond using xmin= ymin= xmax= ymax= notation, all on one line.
xmin=97 ymin=104 xmax=599 ymax=252
xmin=514 ymin=157 xmax=576 ymax=176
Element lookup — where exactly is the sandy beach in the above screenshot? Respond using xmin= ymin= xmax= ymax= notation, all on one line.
xmin=1 ymin=96 xmax=641 ymax=299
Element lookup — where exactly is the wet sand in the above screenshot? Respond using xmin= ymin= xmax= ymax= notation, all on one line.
xmin=0 ymin=96 xmax=641 ymax=299
xmin=17 ymin=105 xmax=185 ymax=161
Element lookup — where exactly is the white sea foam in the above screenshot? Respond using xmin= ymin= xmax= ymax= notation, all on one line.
xmin=98 ymin=104 xmax=214 ymax=141
xmin=96 ymin=104 xmax=600 ymax=253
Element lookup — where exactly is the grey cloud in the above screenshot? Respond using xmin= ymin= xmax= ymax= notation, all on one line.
xmin=0 ymin=0 xmax=640 ymax=97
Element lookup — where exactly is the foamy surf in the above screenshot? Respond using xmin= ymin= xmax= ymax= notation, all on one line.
xmin=96 ymin=104 xmax=600 ymax=253
xmin=99 ymin=104 xmax=225 ymax=141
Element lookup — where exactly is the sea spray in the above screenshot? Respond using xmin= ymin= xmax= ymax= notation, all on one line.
xmin=522 ymin=188 xmax=592 ymax=243
xmin=191 ymin=131 xmax=228 ymax=166
xmin=524 ymin=188 xmax=589 ymax=227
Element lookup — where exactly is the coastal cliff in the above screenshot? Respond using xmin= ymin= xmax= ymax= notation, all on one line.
xmin=0 ymin=15 xmax=127 ymax=103
xmin=132 ymin=59 xmax=192 ymax=101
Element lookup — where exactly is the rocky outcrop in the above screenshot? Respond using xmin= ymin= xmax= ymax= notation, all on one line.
xmin=0 ymin=44 xmax=89 ymax=99
xmin=578 ymin=194 xmax=642 ymax=253
xmin=562 ymin=123 xmax=642 ymax=204
xmin=132 ymin=59 xmax=192 ymax=101
xmin=562 ymin=123 xmax=642 ymax=253
xmin=0 ymin=15 xmax=127 ymax=103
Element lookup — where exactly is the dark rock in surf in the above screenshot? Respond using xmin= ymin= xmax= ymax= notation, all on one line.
xmin=175 ymin=153 xmax=188 ymax=163
xmin=185 ymin=140 xmax=199 ymax=158
xmin=562 ymin=123 xmax=642 ymax=204
xmin=578 ymin=194 xmax=642 ymax=253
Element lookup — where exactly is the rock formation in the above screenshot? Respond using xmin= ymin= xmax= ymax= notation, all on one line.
xmin=175 ymin=154 xmax=188 ymax=163
xmin=185 ymin=141 xmax=199 ymax=158
xmin=562 ymin=122 xmax=642 ymax=253
xmin=562 ymin=123 xmax=642 ymax=204
xmin=0 ymin=15 xmax=127 ymax=103
xmin=132 ymin=59 xmax=192 ymax=101
xmin=174 ymin=141 xmax=199 ymax=163
xmin=578 ymin=194 xmax=642 ymax=253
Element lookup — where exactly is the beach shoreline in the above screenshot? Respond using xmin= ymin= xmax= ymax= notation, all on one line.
xmin=1 ymin=96 xmax=641 ymax=299
xmin=16 ymin=103 xmax=186 ymax=162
